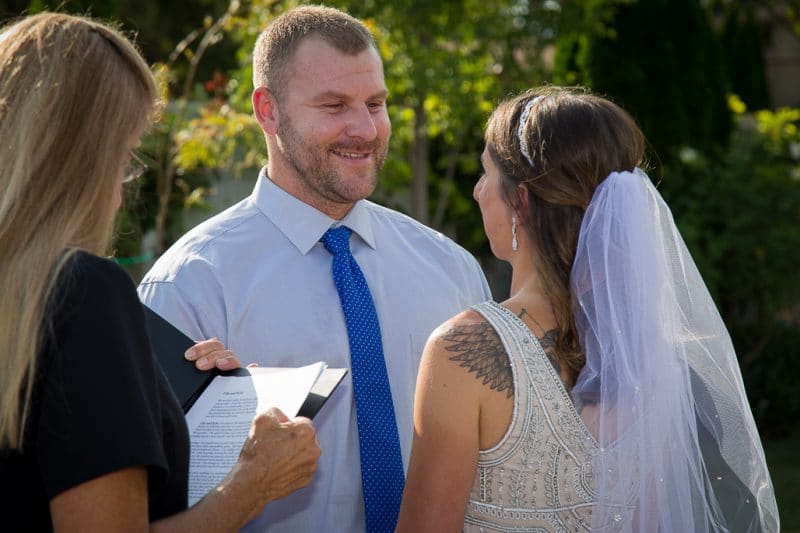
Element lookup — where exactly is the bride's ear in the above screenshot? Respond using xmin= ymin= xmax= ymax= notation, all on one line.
xmin=517 ymin=183 xmax=529 ymax=212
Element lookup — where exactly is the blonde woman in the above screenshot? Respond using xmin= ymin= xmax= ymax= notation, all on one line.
xmin=0 ymin=13 xmax=319 ymax=531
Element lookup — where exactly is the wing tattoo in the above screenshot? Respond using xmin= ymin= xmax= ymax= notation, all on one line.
xmin=518 ymin=307 xmax=562 ymax=375
xmin=537 ymin=328 xmax=562 ymax=375
xmin=442 ymin=322 xmax=513 ymax=398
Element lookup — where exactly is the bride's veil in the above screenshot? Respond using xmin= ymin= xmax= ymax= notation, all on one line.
xmin=570 ymin=169 xmax=779 ymax=532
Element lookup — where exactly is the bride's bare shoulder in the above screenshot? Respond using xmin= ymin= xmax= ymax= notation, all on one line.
xmin=421 ymin=307 xmax=512 ymax=399
xmin=430 ymin=308 xmax=489 ymax=339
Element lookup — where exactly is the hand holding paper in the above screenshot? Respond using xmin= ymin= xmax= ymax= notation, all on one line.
xmin=185 ymin=363 xmax=329 ymax=505
xmin=234 ymin=407 xmax=320 ymax=518
xmin=143 ymin=306 xmax=346 ymax=507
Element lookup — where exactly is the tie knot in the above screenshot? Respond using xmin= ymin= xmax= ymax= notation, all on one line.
xmin=322 ymin=226 xmax=353 ymax=255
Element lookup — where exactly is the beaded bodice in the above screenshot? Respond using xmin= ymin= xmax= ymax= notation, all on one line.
xmin=463 ymin=301 xmax=616 ymax=532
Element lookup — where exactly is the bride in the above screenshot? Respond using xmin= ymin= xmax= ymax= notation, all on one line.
xmin=395 ymin=86 xmax=779 ymax=532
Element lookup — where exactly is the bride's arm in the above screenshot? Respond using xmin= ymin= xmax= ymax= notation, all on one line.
xmin=395 ymin=311 xmax=489 ymax=533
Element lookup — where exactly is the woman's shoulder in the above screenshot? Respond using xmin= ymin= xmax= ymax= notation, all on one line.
xmin=65 ymin=250 xmax=132 ymax=281
xmin=57 ymin=251 xmax=136 ymax=298
xmin=49 ymin=250 xmax=140 ymax=330
xmin=426 ymin=308 xmax=507 ymax=370
xmin=435 ymin=306 xmax=491 ymax=333
xmin=425 ymin=306 xmax=495 ymax=349
xmin=422 ymin=306 xmax=513 ymax=391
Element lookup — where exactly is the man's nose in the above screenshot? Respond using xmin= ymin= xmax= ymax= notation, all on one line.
xmin=345 ymin=104 xmax=378 ymax=141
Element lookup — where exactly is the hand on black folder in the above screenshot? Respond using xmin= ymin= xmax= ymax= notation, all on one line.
xmin=142 ymin=305 xmax=346 ymax=418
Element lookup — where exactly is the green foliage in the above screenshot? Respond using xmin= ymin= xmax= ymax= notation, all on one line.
xmin=14 ymin=0 xmax=241 ymax=90
xmin=176 ymin=0 xmax=580 ymax=251
xmin=745 ymin=321 xmax=800 ymax=439
xmin=663 ymin=101 xmax=800 ymax=320
xmin=328 ymin=0 xmax=571 ymax=246
xmin=173 ymin=103 xmax=264 ymax=174
xmin=553 ymin=0 xmax=731 ymax=162
xmin=763 ymin=427 xmax=800 ymax=527
xmin=659 ymin=100 xmax=800 ymax=435
xmin=6 ymin=0 xmax=798 ymax=434
xmin=24 ymin=0 xmax=120 ymax=17
xmin=721 ymin=5 xmax=770 ymax=110
xmin=552 ymin=0 xmax=797 ymax=434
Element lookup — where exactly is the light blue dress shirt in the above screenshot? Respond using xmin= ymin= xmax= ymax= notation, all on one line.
xmin=138 ymin=170 xmax=491 ymax=532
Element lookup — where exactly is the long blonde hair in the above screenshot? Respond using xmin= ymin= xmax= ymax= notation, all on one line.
xmin=0 ymin=13 xmax=158 ymax=449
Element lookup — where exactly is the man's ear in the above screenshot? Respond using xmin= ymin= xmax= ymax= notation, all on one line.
xmin=253 ymin=86 xmax=278 ymax=134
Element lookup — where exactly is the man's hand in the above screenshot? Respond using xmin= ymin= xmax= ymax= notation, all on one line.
xmin=184 ymin=338 xmax=241 ymax=371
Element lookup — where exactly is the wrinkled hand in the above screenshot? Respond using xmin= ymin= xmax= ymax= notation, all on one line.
xmin=184 ymin=338 xmax=241 ymax=371
xmin=238 ymin=407 xmax=321 ymax=515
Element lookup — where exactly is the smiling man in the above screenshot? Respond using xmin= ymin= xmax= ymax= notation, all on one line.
xmin=138 ymin=6 xmax=490 ymax=532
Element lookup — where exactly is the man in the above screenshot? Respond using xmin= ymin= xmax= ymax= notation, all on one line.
xmin=139 ymin=5 xmax=490 ymax=532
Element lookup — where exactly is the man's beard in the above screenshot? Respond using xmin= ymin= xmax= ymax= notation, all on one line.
xmin=276 ymin=113 xmax=387 ymax=205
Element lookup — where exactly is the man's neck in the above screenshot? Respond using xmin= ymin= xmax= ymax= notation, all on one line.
xmin=264 ymin=164 xmax=354 ymax=220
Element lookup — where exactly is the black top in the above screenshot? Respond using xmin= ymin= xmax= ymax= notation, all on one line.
xmin=0 ymin=252 xmax=190 ymax=531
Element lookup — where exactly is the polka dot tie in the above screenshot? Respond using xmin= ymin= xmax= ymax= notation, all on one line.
xmin=322 ymin=226 xmax=405 ymax=533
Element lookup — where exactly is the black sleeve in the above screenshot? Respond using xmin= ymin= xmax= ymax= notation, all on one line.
xmin=36 ymin=253 xmax=170 ymax=499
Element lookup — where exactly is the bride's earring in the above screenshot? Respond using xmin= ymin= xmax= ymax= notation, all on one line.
xmin=511 ymin=216 xmax=518 ymax=252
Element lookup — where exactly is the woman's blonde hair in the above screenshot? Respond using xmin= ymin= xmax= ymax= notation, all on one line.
xmin=0 ymin=13 xmax=158 ymax=449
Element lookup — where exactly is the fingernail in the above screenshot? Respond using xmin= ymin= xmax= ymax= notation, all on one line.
xmin=184 ymin=348 xmax=195 ymax=360
xmin=217 ymin=357 xmax=233 ymax=370
xmin=196 ymin=357 xmax=210 ymax=370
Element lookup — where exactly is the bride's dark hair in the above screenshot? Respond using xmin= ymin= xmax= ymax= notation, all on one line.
xmin=484 ymin=86 xmax=645 ymax=386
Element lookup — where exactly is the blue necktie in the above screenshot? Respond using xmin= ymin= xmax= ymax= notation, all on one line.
xmin=322 ymin=226 xmax=405 ymax=533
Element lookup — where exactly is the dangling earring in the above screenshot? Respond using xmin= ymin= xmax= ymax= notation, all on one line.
xmin=511 ymin=215 xmax=519 ymax=252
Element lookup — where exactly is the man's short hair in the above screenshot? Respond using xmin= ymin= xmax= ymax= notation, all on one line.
xmin=253 ymin=5 xmax=377 ymax=100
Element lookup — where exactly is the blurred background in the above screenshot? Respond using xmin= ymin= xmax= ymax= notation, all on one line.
xmin=2 ymin=0 xmax=799 ymax=528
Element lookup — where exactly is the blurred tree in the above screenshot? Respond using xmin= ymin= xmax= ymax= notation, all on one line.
xmin=553 ymin=0 xmax=731 ymax=163
xmin=663 ymin=102 xmax=800 ymax=327
xmin=336 ymin=0 xmax=549 ymax=227
xmin=661 ymin=98 xmax=800 ymax=435
xmin=111 ymin=0 xmax=250 ymax=262
xmin=146 ymin=0 xmax=247 ymax=254
xmin=187 ymin=0 xmax=623 ymax=250
xmin=3 ymin=0 xmax=239 ymax=90
xmin=24 ymin=0 xmax=118 ymax=15
xmin=552 ymin=0 xmax=800 ymax=435
xmin=0 ymin=0 xmax=29 ymax=16
xmin=721 ymin=4 xmax=771 ymax=109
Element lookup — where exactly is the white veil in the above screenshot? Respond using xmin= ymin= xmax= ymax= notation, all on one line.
xmin=570 ymin=169 xmax=780 ymax=532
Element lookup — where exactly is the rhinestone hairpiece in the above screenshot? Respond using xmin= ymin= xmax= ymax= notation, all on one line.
xmin=517 ymin=96 xmax=539 ymax=167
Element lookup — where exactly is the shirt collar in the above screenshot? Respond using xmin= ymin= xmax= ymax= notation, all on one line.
xmin=253 ymin=168 xmax=376 ymax=255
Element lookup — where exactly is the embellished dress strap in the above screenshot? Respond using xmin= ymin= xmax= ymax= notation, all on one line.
xmin=470 ymin=300 xmax=538 ymax=464
xmin=464 ymin=302 xmax=604 ymax=533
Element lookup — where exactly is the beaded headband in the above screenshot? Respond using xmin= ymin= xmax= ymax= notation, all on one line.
xmin=516 ymin=96 xmax=539 ymax=168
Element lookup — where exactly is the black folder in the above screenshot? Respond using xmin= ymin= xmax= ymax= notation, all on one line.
xmin=298 ymin=367 xmax=348 ymax=419
xmin=143 ymin=305 xmax=226 ymax=412
xmin=142 ymin=304 xmax=346 ymax=418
